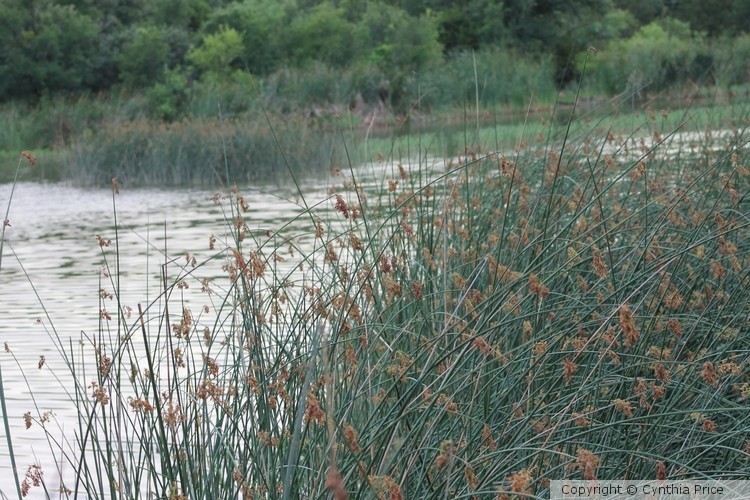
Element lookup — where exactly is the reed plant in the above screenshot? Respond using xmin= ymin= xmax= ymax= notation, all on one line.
xmin=3 ymin=91 xmax=750 ymax=498
xmin=0 ymin=151 xmax=38 ymax=498
xmin=64 ymin=115 xmax=356 ymax=187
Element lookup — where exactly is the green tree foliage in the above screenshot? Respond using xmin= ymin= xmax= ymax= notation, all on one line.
xmin=286 ymin=2 xmax=358 ymax=67
xmin=435 ymin=1 xmax=506 ymax=52
xmin=57 ymin=0 xmax=148 ymax=24
xmin=188 ymin=26 xmax=245 ymax=78
xmin=0 ymin=0 xmax=747 ymax=103
xmin=201 ymin=0 xmax=289 ymax=75
xmin=146 ymin=68 xmax=190 ymax=121
xmin=355 ymin=2 xmax=441 ymax=70
xmin=709 ymin=34 xmax=750 ymax=89
xmin=352 ymin=2 xmax=441 ymax=109
xmin=0 ymin=0 xmax=101 ymax=99
xmin=614 ymin=0 xmax=664 ymax=25
xmin=117 ymin=25 xmax=172 ymax=88
xmin=504 ymin=0 xmax=617 ymax=84
xmin=671 ymin=0 xmax=747 ymax=37
xmin=144 ymin=0 xmax=210 ymax=30
xmin=581 ymin=18 xmax=703 ymax=94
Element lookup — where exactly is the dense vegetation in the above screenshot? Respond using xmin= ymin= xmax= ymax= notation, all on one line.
xmin=2 ymin=0 xmax=750 ymax=103
xmin=3 ymin=100 xmax=750 ymax=498
xmin=2 ymin=0 xmax=750 ymax=186
xmin=2 ymin=1 xmax=749 ymax=497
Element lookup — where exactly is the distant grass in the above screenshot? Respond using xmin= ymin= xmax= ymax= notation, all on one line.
xmin=3 ymin=91 xmax=749 ymax=498
xmin=2 ymin=43 xmax=746 ymax=188
xmin=63 ymin=116 xmax=357 ymax=187
xmin=1 ymin=96 xmax=744 ymax=188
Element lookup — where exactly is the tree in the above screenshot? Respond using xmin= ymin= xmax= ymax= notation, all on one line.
xmin=355 ymin=2 xmax=441 ymax=69
xmin=116 ymin=25 xmax=172 ymax=88
xmin=671 ymin=0 xmax=742 ymax=37
xmin=435 ymin=1 xmax=506 ymax=52
xmin=144 ymin=0 xmax=210 ymax=31
xmin=188 ymin=26 xmax=245 ymax=79
xmin=201 ymin=0 xmax=289 ymax=75
xmin=0 ymin=0 xmax=101 ymax=99
xmin=503 ymin=0 xmax=616 ymax=84
xmin=286 ymin=2 xmax=359 ymax=67
xmin=353 ymin=2 xmax=442 ymax=109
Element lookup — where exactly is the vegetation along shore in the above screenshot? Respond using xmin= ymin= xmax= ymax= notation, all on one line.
xmin=0 ymin=0 xmax=749 ymax=497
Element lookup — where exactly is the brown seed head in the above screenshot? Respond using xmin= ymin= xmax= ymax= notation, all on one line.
xmin=325 ymin=466 xmax=349 ymax=500
xmin=21 ymin=150 xmax=37 ymax=167
xmin=507 ymin=468 xmax=533 ymax=494
xmin=344 ymin=423 xmax=361 ymax=453
xmin=562 ymin=358 xmax=577 ymax=383
xmin=656 ymin=461 xmax=667 ymax=480
xmin=701 ymin=361 xmax=718 ymax=386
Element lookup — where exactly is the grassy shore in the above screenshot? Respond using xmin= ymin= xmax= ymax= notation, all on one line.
xmin=2 ymin=89 xmax=749 ymax=497
xmin=2 ymin=42 xmax=748 ymax=188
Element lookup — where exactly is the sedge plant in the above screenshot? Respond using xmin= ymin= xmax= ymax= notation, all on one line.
xmin=4 ymin=82 xmax=750 ymax=498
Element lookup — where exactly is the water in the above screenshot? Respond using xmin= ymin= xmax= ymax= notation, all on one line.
xmin=0 ymin=156 xmax=449 ymax=497
xmin=0 ymin=178 xmax=337 ymax=496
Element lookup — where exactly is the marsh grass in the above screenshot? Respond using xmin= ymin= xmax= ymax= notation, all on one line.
xmin=3 ymin=91 xmax=750 ymax=498
xmin=65 ymin=116 xmax=356 ymax=188
xmin=0 ymin=152 xmax=34 ymax=498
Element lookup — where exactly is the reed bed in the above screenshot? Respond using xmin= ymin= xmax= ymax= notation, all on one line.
xmin=2 ymin=100 xmax=750 ymax=498
xmin=63 ymin=116 xmax=353 ymax=188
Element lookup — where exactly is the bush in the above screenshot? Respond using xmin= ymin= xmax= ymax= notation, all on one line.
xmin=580 ymin=18 xmax=705 ymax=95
xmin=0 ymin=2 xmax=101 ymax=99
xmin=200 ymin=0 xmax=288 ymax=75
xmin=188 ymin=26 xmax=245 ymax=79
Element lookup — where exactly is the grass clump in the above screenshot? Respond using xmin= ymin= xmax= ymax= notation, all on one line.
xmin=64 ymin=116 xmax=354 ymax=187
xmin=3 ymin=99 xmax=750 ymax=497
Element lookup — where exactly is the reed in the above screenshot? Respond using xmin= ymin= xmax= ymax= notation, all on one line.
xmin=3 ymin=91 xmax=750 ymax=498
xmin=0 ymin=152 xmax=35 ymax=498
xmin=65 ymin=116 xmax=357 ymax=187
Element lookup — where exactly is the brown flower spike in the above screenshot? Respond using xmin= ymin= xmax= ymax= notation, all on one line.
xmin=21 ymin=150 xmax=36 ymax=167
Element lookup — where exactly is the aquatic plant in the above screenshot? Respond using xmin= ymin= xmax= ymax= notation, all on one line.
xmin=3 ymin=93 xmax=750 ymax=497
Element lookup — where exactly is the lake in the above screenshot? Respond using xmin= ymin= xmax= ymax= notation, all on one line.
xmin=0 ymin=169 xmax=355 ymax=495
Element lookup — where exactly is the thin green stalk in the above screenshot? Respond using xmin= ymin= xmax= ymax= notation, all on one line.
xmin=282 ymin=321 xmax=324 ymax=500
xmin=0 ymin=362 xmax=21 ymax=499
xmin=0 ymin=154 xmax=26 ymax=499
xmin=0 ymin=155 xmax=23 ymax=271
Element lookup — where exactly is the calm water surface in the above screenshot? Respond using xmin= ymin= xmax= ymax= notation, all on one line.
xmin=0 ymin=173 xmax=342 ymax=495
xmin=0 ymin=157 xmax=444 ymax=497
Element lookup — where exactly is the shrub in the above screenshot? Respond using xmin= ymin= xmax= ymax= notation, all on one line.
xmin=579 ymin=18 xmax=704 ymax=95
xmin=200 ymin=0 xmax=289 ymax=75
xmin=117 ymin=25 xmax=174 ymax=89
xmin=188 ymin=26 xmax=245 ymax=79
